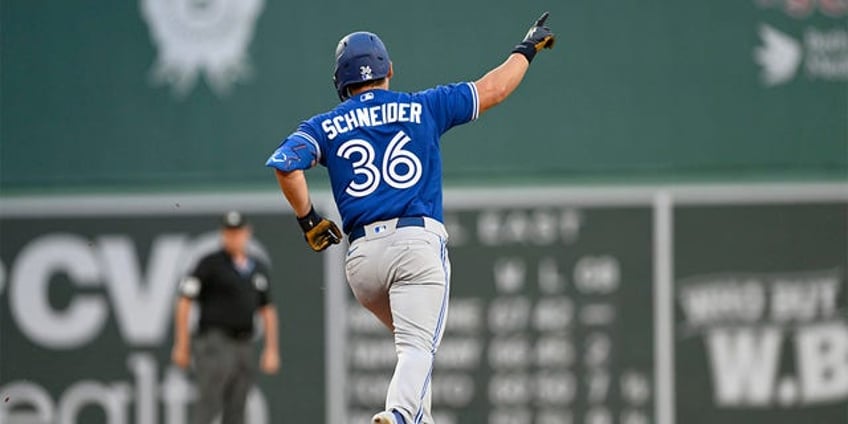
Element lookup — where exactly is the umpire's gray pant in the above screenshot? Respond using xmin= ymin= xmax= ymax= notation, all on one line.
xmin=345 ymin=217 xmax=450 ymax=424
xmin=192 ymin=329 xmax=255 ymax=424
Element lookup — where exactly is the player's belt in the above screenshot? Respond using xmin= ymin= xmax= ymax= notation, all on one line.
xmin=349 ymin=217 xmax=426 ymax=243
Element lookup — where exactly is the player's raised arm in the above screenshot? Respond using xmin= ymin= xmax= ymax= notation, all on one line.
xmin=475 ymin=12 xmax=555 ymax=115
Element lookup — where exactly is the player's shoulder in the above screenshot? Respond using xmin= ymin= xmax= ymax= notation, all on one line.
xmin=299 ymin=99 xmax=365 ymax=130
xmin=300 ymin=109 xmax=336 ymax=133
xmin=411 ymin=82 xmax=474 ymax=100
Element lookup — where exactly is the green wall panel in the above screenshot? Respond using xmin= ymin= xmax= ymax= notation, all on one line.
xmin=1 ymin=1 xmax=846 ymax=192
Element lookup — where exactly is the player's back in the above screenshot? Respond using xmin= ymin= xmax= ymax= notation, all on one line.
xmin=305 ymin=83 xmax=479 ymax=234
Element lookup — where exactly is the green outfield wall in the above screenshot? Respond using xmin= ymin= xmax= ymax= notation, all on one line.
xmin=2 ymin=0 xmax=846 ymax=193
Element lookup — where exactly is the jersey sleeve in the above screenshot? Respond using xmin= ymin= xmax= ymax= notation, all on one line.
xmin=255 ymin=265 xmax=271 ymax=307
xmin=179 ymin=256 xmax=210 ymax=299
xmin=265 ymin=121 xmax=326 ymax=171
xmin=416 ymin=82 xmax=480 ymax=135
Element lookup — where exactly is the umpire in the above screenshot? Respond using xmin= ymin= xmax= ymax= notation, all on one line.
xmin=171 ymin=211 xmax=280 ymax=424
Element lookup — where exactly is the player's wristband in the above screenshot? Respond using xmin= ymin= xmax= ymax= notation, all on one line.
xmin=512 ymin=40 xmax=538 ymax=63
xmin=297 ymin=206 xmax=322 ymax=232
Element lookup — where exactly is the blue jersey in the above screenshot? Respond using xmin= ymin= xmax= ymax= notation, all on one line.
xmin=266 ymin=83 xmax=480 ymax=234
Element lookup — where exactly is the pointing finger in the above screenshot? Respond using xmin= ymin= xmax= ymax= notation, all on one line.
xmin=534 ymin=11 xmax=550 ymax=27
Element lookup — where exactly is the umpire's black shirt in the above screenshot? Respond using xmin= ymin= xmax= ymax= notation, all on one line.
xmin=179 ymin=250 xmax=271 ymax=337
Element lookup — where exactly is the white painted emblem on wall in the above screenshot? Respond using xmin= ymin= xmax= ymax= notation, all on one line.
xmin=140 ymin=0 xmax=265 ymax=98
xmin=754 ymin=24 xmax=803 ymax=86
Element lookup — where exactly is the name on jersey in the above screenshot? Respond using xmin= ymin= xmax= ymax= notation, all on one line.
xmin=321 ymin=102 xmax=423 ymax=140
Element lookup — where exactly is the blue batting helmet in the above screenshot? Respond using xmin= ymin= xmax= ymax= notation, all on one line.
xmin=333 ymin=31 xmax=391 ymax=101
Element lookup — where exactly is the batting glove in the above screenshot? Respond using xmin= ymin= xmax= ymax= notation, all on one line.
xmin=297 ymin=206 xmax=342 ymax=252
xmin=512 ymin=11 xmax=556 ymax=63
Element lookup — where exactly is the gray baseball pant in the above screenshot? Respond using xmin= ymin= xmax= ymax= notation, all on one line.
xmin=345 ymin=217 xmax=450 ymax=424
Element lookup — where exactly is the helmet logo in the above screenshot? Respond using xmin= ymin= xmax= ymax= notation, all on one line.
xmin=141 ymin=0 xmax=265 ymax=99
xmin=360 ymin=65 xmax=373 ymax=80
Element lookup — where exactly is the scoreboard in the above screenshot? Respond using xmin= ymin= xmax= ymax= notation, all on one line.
xmin=345 ymin=206 xmax=656 ymax=424
xmin=336 ymin=185 xmax=848 ymax=424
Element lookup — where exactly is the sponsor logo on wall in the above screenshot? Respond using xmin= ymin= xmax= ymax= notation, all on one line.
xmin=678 ymin=269 xmax=848 ymax=408
xmin=0 ymin=229 xmax=272 ymax=424
xmin=140 ymin=0 xmax=266 ymax=98
xmin=754 ymin=0 xmax=848 ymax=86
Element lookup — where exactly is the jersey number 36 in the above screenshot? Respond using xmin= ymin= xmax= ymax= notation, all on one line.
xmin=336 ymin=130 xmax=422 ymax=197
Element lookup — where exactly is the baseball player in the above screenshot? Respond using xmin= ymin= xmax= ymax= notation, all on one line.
xmin=265 ymin=12 xmax=555 ymax=424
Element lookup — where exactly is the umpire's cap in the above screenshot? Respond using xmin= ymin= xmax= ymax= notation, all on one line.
xmin=221 ymin=211 xmax=248 ymax=229
xmin=333 ymin=31 xmax=391 ymax=101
